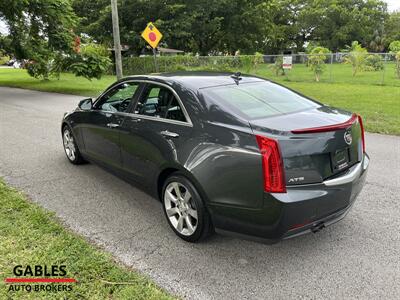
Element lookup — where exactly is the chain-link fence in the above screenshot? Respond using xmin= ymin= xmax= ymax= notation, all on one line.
xmin=261 ymin=53 xmax=398 ymax=86
xmin=117 ymin=53 xmax=399 ymax=86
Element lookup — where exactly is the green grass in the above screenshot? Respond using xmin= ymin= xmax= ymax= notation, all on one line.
xmin=281 ymin=82 xmax=400 ymax=135
xmin=0 ymin=180 xmax=175 ymax=300
xmin=254 ymin=62 xmax=400 ymax=87
xmin=0 ymin=67 xmax=399 ymax=135
xmin=0 ymin=68 xmax=114 ymax=97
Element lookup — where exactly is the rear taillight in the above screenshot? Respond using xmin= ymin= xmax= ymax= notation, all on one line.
xmin=256 ymin=135 xmax=286 ymax=193
xmin=358 ymin=115 xmax=366 ymax=153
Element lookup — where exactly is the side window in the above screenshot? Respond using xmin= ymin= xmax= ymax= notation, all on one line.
xmin=97 ymin=82 xmax=139 ymax=113
xmin=135 ymin=84 xmax=187 ymax=122
xmin=165 ymin=97 xmax=186 ymax=122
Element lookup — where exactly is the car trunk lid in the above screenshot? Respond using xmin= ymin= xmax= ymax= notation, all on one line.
xmin=250 ymin=107 xmax=364 ymax=186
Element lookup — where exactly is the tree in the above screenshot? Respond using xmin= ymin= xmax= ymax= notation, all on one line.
xmin=389 ymin=41 xmax=400 ymax=79
xmin=0 ymin=0 xmax=77 ymax=79
xmin=385 ymin=12 xmax=400 ymax=45
xmin=72 ymin=0 xmax=110 ymax=42
xmin=216 ymin=0 xmax=279 ymax=54
xmin=308 ymin=46 xmax=330 ymax=82
xmin=343 ymin=41 xmax=368 ymax=77
xmin=72 ymin=0 xmax=279 ymax=55
xmin=71 ymin=0 xmax=390 ymax=56
xmin=294 ymin=0 xmax=388 ymax=52
xmin=72 ymin=0 xmax=289 ymax=55
xmin=0 ymin=34 xmax=12 ymax=55
xmin=369 ymin=28 xmax=386 ymax=52
xmin=162 ymin=0 xmax=227 ymax=55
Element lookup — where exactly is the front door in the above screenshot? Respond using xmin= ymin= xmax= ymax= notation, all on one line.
xmin=120 ymin=82 xmax=193 ymax=185
xmin=80 ymin=81 xmax=140 ymax=168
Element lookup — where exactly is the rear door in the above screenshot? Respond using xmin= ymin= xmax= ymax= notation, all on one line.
xmin=119 ymin=82 xmax=193 ymax=185
xmin=80 ymin=81 xmax=141 ymax=168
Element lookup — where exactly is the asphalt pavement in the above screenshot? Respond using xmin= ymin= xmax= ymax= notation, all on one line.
xmin=0 ymin=86 xmax=399 ymax=299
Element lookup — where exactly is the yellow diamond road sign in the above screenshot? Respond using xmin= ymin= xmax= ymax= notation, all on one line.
xmin=141 ymin=22 xmax=163 ymax=49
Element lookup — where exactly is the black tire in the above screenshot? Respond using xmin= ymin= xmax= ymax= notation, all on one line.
xmin=162 ymin=173 xmax=213 ymax=242
xmin=62 ymin=125 xmax=86 ymax=165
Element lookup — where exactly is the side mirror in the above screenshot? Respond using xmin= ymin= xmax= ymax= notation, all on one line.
xmin=78 ymin=98 xmax=93 ymax=110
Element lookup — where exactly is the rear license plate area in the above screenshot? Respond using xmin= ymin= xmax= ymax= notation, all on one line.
xmin=331 ymin=148 xmax=350 ymax=172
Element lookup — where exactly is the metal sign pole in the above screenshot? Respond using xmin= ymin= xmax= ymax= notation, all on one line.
xmin=141 ymin=22 xmax=163 ymax=73
xmin=153 ymin=48 xmax=158 ymax=73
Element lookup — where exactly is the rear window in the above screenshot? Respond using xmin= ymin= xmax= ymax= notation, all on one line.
xmin=201 ymin=81 xmax=319 ymax=119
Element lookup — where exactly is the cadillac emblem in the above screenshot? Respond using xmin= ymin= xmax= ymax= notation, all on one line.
xmin=344 ymin=130 xmax=352 ymax=145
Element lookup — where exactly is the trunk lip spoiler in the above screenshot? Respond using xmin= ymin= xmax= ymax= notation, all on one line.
xmin=291 ymin=113 xmax=357 ymax=134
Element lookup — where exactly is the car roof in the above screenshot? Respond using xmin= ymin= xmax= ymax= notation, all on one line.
xmin=122 ymin=71 xmax=265 ymax=90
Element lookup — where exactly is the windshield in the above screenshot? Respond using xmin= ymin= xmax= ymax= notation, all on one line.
xmin=201 ymin=81 xmax=320 ymax=120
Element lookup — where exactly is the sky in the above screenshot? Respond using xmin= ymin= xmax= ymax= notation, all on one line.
xmin=0 ymin=20 xmax=8 ymax=34
xmin=385 ymin=0 xmax=400 ymax=11
xmin=0 ymin=0 xmax=399 ymax=35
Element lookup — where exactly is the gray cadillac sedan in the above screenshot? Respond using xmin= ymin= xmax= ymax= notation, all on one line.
xmin=61 ymin=72 xmax=369 ymax=243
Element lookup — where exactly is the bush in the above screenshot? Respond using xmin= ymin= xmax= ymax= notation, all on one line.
xmin=0 ymin=50 xmax=10 ymax=65
xmin=239 ymin=55 xmax=254 ymax=73
xmin=0 ymin=55 xmax=10 ymax=65
xmin=389 ymin=41 xmax=400 ymax=53
xmin=120 ymin=54 xmax=268 ymax=75
xmin=270 ymin=56 xmax=284 ymax=76
xmin=122 ymin=55 xmax=244 ymax=75
xmin=253 ymin=52 xmax=264 ymax=73
xmin=26 ymin=59 xmax=49 ymax=80
xmin=123 ymin=56 xmax=200 ymax=74
xmin=388 ymin=41 xmax=400 ymax=79
xmin=26 ymin=53 xmax=55 ymax=80
xmin=68 ymin=44 xmax=111 ymax=80
xmin=51 ymin=53 xmax=71 ymax=79
xmin=364 ymin=54 xmax=384 ymax=71
xmin=308 ymin=46 xmax=330 ymax=81
xmin=343 ymin=41 xmax=367 ymax=77
xmin=395 ymin=51 xmax=400 ymax=79
xmin=199 ymin=56 xmax=237 ymax=72
xmin=23 ymin=41 xmax=111 ymax=81
xmin=23 ymin=37 xmax=61 ymax=80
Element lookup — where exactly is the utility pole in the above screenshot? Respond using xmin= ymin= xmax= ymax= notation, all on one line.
xmin=111 ymin=0 xmax=123 ymax=79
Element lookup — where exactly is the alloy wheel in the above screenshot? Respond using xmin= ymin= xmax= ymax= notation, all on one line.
xmin=164 ymin=182 xmax=198 ymax=236
xmin=63 ymin=128 xmax=76 ymax=161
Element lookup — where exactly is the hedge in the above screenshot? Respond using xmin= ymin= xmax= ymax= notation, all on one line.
xmin=118 ymin=55 xmax=264 ymax=75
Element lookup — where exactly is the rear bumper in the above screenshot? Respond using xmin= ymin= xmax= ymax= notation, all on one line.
xmin=211 ymin=154 xmax=369 ymax=243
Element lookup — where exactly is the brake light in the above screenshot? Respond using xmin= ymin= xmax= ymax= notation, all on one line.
xmin=256 ymin=135 xmax=286 ymax=193
xmin=358 ymin=114 xmax=366 ymax=153
xmin=291 ymin=114 xmax=357 ymax=134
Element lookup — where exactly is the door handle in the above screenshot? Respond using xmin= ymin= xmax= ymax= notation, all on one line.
xmin=160 ymin=130 xmax=179 ymax=138
xmin=131 ymin=118 xmax=142 ymax=123
xmin=107 ymin=123 xmax=120 ymax=128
